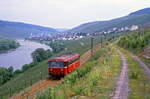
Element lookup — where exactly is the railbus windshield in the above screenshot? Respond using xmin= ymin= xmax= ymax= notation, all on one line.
xmin=49 ymin=61 xmax=64 ymax=67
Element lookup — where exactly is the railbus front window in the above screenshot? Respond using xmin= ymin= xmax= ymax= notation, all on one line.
xmin=49 ymin=62 xmax=64 ymax=67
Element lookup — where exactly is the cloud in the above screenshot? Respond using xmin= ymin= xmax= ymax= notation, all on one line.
xmin=0 ymin=0 xmax=150 ymax=28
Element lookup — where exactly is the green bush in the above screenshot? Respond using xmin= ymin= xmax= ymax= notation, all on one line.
xmin=0 ymin=67 xmax=14 ymax=85
xmin=48 ymin=41 xmax=65 ymax=53
xmin=129 ymin=72 xmax=139 ymax=79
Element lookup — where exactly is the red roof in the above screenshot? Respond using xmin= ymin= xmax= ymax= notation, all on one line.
xmin=48 ymin=53 xmax=80 ymax=62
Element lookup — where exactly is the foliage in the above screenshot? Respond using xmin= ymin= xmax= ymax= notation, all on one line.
xmin=32 ymin=48 xmax=52 ymax=62
xmin=47 ymin=42 xmax=65 ymax=53
xmin=130 ymin=72 xmax=139 ymax=79
xmin=0 ymin=38 xmax=20 ymax=52
xmin=0 ymin=67 xmax=14 ymax=86
xmin=118 ymin=28 xmax=150 ymax=53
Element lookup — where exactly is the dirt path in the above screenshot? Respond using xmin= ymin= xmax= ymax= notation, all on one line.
xmin=111 ymin=50 xmax=129 ymax=99
xmin=11 ymin=44 xmax=102 ymax=99
xmin=131 ymin=55 xmax=150 ymax=80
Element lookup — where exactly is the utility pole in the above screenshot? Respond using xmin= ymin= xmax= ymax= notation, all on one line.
xmin=142 ymin=25 xmax=145 ymax=36
xmin=91 ymin=36 xmax=94 ymax=57
xmin=101 ymin=34 xmax=103 ymax=47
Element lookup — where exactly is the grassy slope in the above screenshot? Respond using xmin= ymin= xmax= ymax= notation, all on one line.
xmin=36 ymin=44 xmax=121 ymax=99
xmin=119 ymin=47 xmax=150 ymax=99
xmin=0 ymin=35 xmax=108 ymax=98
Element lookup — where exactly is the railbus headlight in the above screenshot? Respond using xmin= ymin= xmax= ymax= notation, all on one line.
xmin=50 ymin=68 xmax=52 ymax=71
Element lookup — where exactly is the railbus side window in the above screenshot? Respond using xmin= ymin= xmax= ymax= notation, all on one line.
xmin=67 ymin=57 xmax=80 ymax=66
xmin=49 ymin=62 xmax=64 ymax=67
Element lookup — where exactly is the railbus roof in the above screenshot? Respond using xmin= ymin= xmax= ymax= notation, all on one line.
xmin=48 ymin=53 xmax=80 ymax=62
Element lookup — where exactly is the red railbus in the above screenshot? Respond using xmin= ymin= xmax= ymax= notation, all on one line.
xmin=48 ymin=53 xmax=80 ymax=78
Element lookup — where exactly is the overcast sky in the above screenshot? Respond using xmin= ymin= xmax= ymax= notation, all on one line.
xmin=0 ymin=0 xmax=150 ymax=29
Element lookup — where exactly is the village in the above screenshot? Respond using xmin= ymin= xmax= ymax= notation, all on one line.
xmin=27 ymin=25 xmax=139 ymax=41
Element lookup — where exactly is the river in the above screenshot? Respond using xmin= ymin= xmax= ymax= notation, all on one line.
xmin=0 ymin=39 xmax=50 ymax=70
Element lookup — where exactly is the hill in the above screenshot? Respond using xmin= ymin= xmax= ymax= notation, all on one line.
xmin=68 ymin=8 xmax=150 ymax=33
xmin=55 ymin=28 xmax=68 ymax=32
xmin=129 ymin=8 xmax=150 ymax=16
xmin=0 ymin=20 xmax=58 ymax=38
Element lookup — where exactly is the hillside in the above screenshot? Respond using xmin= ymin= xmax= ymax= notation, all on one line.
xmin=68 ymin=8 xmax=150 ymax=33
xmin=0 ymin=20 xmax=58 ymax=38
xmin=118 ymin=27 xmax=150 ymax=53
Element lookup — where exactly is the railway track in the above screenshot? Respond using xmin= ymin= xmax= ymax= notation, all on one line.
xmin=11 ymin=44 xmax=102 ymax=99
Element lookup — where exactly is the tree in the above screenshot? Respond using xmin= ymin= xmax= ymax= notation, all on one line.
xmin=32 ymin=48 xmax=52 ymax=62
xmin=0 ymin=38 xmax=20 ymax=52
xmin=0 ymin=67 xmax=14 ymax=85
xmin=48 ymin=42 xmax=65 ymax=53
